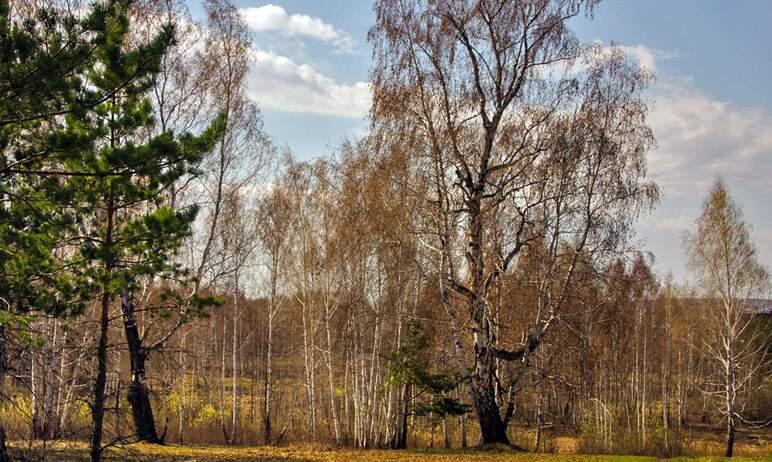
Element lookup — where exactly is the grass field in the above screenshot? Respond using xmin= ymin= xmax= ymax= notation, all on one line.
xmin=7 ymin=443 xmax=771 ymax=462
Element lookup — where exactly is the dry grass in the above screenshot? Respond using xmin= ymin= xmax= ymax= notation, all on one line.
xmin=7 ymin=442 xmax=771 ymax=462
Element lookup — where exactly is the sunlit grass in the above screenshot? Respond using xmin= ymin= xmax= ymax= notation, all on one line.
xmin=8 ymin=442 xmax=772 ymax=462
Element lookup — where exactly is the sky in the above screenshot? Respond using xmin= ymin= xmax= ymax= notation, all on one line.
xmin=187 ymin=0 xmax=772 ymax=282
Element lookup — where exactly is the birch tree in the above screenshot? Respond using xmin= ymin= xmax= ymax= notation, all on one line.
xmin=684 ymin=177 xmax=770 ymax=457
xmin=256 ymin=176 xmax=292 ymax=444
xmin=370 ymin=0 xmax=658 ymax=444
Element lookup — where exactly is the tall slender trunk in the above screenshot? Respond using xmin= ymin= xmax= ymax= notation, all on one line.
xmin=178 ymin=334 xmax=186 ymax=443
xmin=323 ymin=297 xmax=340 ymax=445
xmin=662 ymin=298 xmax=672 ymax=453
xmin=535 ymin=380 xmax=544 ymax=452
xmin=725 ymin=339 xmax=736 ymax=457
xmin=393 ymin=382 xmax=409 ymax=449
xmin=458 ymin=386 xmax=467 ymax=448
xmin=301 ymin=297 xmax=316 ymax=440
xmin=0 ymin=326 xmax=9 ymax=462
xmin=264 ymin=309 xmax=273 ymax=444
xmin=121 ymin=292 xmax=160 ymax=443
xmin=90 ymin=285 xmax=111 ymax=462
xmin=641 ymin=307 xmax=647 ymax=448
xmin=229 ymin=279 xmax=239 ymax=445
xmin=90 ymin=199 xmax=114 ymax=462
xmin=442 ymin=417 xmax=450 ymax=448
xmin=219 ymin=309 xmax=228 ymax=443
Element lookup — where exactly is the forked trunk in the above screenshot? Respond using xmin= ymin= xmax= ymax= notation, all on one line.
xmin=471 ymin=299 xmax=510 ymax=446
xmin=121 ymin=293 xmax=161 ymax=444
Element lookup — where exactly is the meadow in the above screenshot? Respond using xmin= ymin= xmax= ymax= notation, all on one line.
xmin=7 ymin=439 xmax=771 ymax=462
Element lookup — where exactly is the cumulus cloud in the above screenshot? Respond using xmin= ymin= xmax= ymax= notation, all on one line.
xmin=621 ymin=45 xmax=772 ymax=278
xmin=618 ymin=45 xmax=679 ymax=72
xmin=240 ymin=4 xmax=355 ymax=53
xmin=648 ymin=76 xmax=772 ymax=197
xmin=248 ymin=49 xmax=370 ymax=119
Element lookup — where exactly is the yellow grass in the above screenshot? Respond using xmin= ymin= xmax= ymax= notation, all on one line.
xmin=7 ymin=442 xmax=771 ymax=462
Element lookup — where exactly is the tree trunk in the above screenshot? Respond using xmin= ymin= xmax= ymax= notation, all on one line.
xmin=471 ymin=376 xmax=509 ymax=445
xmin=398 ymin=384 xmax=409 ymax=449
xmin=458 ymin=386 xmax=467 ymax=448
xmin=535 ymin=386 xmax=544 ymax=452
xmin=725 ymin=340 xmax=736 ymax=458
xmin=442 ymin=417 xmax=450 ymax=448
xmin=471 ymin=309 xmax=509 ymax=445
xmin=324 ymin=298 xmax=340 ymax=445
xmin=90 ymin=289 xmax=111 ymax=462
xmin=0 ymin=326 xmax=9 ymax=462
xmin=725 ymin=418 xmax=735 ymax=457
xmin=301 ymin=297 xmax=316 ymax=441
xmin=229 ymin=282 xmax=239 ymax=445
xmin=264 ymin=313 xmax=273 ymax=444
xmin=121 ymin=293 xmax=161 ymax=444
xmin=0 ymin=425 xmax=7 ymax=462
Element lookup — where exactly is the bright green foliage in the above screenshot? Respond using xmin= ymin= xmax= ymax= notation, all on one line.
xmin=387 ymin=321 xmax=470 ymax=417
xmin=0 ymin=0 xmax=113 ymax=319
xmin=55 ymin=0 xmax=225 ymax=306
xmin=0 ymin=0 xmax=224 ymax=321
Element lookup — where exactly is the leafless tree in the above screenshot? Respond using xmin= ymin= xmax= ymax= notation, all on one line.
xmin=370 ymin=0 xmax=658 ymax=444
xmin=685 ymin=177 xmax=770 ymax=457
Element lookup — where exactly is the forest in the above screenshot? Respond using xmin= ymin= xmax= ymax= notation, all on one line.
xmin=0 ymin=0 xmax=769 ymax=461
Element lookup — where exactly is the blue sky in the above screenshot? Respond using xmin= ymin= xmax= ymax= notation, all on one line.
xmin=187 ymin=1 xmax=772 ymax=282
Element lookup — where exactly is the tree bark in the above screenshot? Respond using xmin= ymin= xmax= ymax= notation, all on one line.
xmin=471 ymin=299 xmax=510 ymax=445
xmin=90 ymin=199 xmax=114 ymax=462
xmin=725 ymin=418 xmax=735 ymax=458
xmin=725 ymin=340 xmax=736 ymax=458
xmin=229 ymin=283 xmax=239 ymax=445
xmin=264 ymin=312 xmax=273 ymax=444
xmin=121 ymin=292 xmax=161 ymax=444
xmin=0 ymin=425 xmax=7 ymax=462
xmin=90 ymin=290 xmax=110 ymax=462
xmin=0 ymin=326 xmax=10 ymax=462
xmin=458 ymin=386 xmax=467 ymax=449
xmin=471 ymin=381 xmax=509 ymax=445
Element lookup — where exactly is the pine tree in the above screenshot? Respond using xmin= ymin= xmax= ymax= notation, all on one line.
xmin=51 ymin=2 xmax=223 ymax=457
xmin=2 ymin=0 xmax=223 ymax=459
xmin=0 ymin=2 xmax=117 ymax=459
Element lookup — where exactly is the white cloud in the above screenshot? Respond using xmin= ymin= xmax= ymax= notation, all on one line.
xmin=248 ymin=49 xmax=370 ymax=119
xmin=240 ymin=4 xmax=355 ymax=53
xmin=618 ymin=45 xmax=678 ymax=72
xmin=624 ymin=46 xmax=772 ymax=279
xmin=648 ymin=76 xmax=772 ymax=196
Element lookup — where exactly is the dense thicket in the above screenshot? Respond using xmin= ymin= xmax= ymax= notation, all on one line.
xmin=0 ymin=0 xmax=769 ymax=461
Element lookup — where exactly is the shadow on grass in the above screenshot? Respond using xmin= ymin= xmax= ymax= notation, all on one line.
xmin=9 ymin=447 xmax=313 ymax=462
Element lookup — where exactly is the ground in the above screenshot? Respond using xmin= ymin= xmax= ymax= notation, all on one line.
xmin=7 ymin=444 xmax=771 ymax=462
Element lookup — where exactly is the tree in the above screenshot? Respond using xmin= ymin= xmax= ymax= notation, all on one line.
xmin=386 ymin=320 xmax=469 ymax=448
xmin=370 ymin=0 xmax=658 ymax=445
xmin=256 ymin=173 xmax=293 ymax=444
xmin=43 ymin=1 xmax=224 ymax=457
xmin=684 ymin=177 xmax=770 ymax=457
xmin=0 ymin=1 xmax=140 ymax=457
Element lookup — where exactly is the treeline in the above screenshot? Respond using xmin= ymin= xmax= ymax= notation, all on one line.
xmin=0 ymin=1 xmax=769 ymax=462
